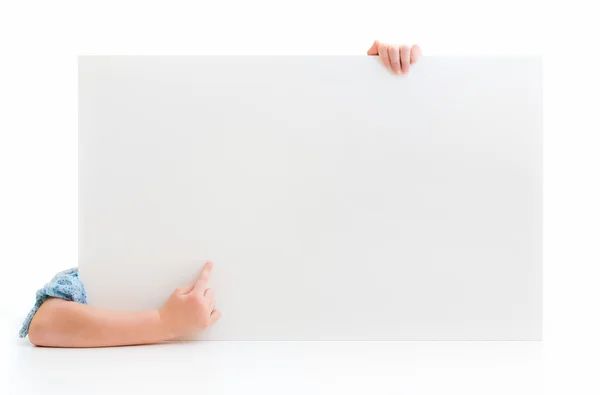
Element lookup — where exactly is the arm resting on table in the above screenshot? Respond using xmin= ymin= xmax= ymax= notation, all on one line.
xmin=28 ymin=298 xmax=170 ymax=348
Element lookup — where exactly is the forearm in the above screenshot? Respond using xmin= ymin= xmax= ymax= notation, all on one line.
xmin=28 ymin=298 xmax=171 ymax=348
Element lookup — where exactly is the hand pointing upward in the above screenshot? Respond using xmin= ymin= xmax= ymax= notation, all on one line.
xmin=159 ymin=261 xmax=221 ymax=339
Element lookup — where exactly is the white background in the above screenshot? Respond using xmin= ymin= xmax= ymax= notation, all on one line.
xmin=0 ymin=0 xmax=598 ymax=394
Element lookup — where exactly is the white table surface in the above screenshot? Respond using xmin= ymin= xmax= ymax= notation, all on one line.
xmin=3 ymin=310 xmax=600 ymax=395
xmin=7 ymin=337 xmax=545 ymax=395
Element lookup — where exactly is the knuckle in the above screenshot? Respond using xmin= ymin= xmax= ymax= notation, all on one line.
xmin=199 ymin=298 xmax=211 ymax=311
xmin=193 ymin=294 xmax=204 ymax=306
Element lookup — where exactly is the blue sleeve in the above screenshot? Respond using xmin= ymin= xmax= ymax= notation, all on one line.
xmin=19 ymin=268 xmax=88 ymax=338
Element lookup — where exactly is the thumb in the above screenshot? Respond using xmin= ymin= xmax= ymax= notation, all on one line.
xmin=367 ymin=40 xmax=380 ymax=56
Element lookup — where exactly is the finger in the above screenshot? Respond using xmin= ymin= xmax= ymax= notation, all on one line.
xmin=204 ymin=288 xmax=215 ymax=310
xmin=410 ymin=44 xmax=422 ymax=64
xmin=210 ymin=309 xmax=222 ymax=324
xmin=367 ymin=40 xmax=379 ymax=56
xmin=176 ymin=283 xmax=196 ymax=295
xmin=400 ymin=45 xmax=411 ymax=74
xmin=388 ymin=45 xmax=401 ymax=74
xmin=194 ymin=261 xmax=213 ymax=292
xmin=378 ymin=43 xmax=390 ymax=70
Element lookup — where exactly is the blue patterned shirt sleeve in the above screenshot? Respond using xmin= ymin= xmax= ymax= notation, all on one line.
xmin=19 ymin=268 xmax=88 ymax=338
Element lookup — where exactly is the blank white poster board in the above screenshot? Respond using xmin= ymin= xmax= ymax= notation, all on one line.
xmin=78 ymin=56 xmax=542 ymax=340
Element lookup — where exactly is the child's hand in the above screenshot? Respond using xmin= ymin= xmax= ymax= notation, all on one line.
xmin=159 ymin=261 xmax=221 ymax=338
xmin=367 ymin=40 xmax=421 ymax=75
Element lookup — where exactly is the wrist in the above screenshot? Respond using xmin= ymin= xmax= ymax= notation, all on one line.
xmin=156 ymin=308 xmax=176 ymax=340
